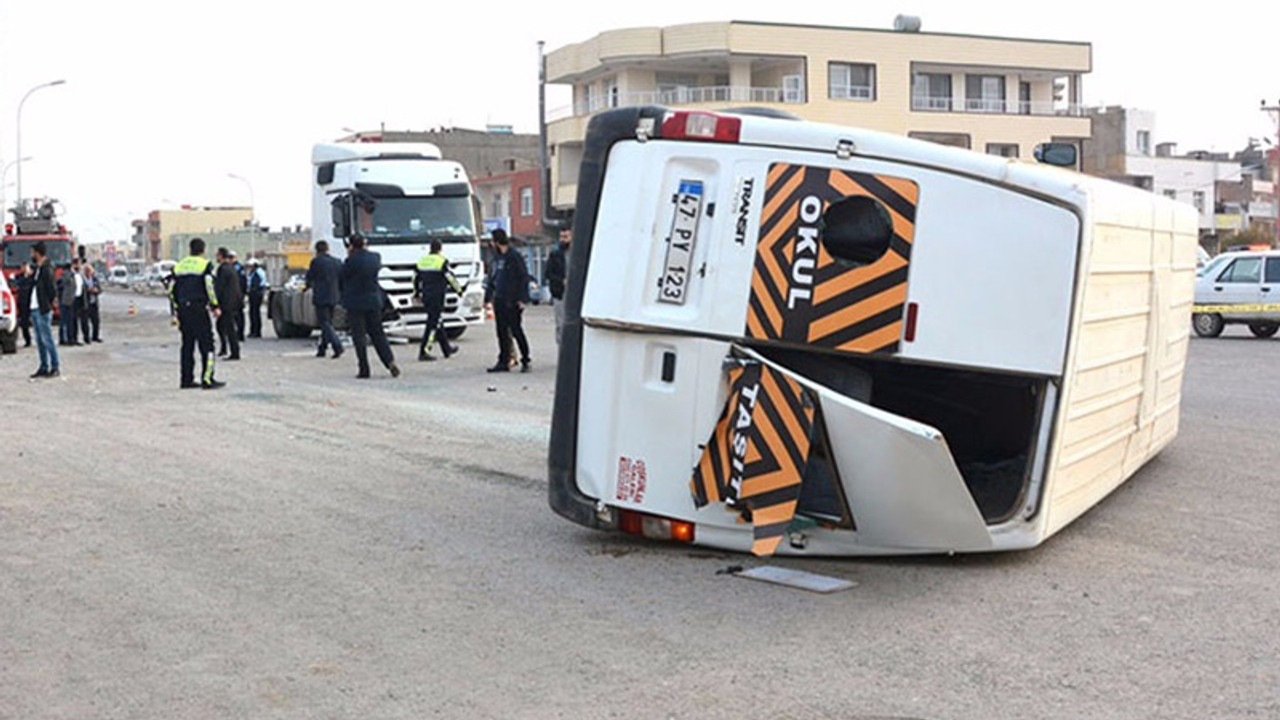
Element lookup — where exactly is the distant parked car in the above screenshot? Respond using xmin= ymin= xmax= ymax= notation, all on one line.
xmin=109 ymin=266 xmax=129 ymax=287
xmin=0 ymin=272 xmax=16 ymax=354
xmin=1192 ymin=249 xmax=1280 ymax=338
xmin=528 ymin=280 xmax=550 ymax=305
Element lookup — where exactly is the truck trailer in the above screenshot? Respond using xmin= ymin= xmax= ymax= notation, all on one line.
xmin=549 ymin=107 xmax=1197 ymax=557
xmin=269 ymin=142 xmax=486 ymax=339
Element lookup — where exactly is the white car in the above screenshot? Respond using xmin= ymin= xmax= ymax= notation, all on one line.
xmin=1192 ymin=249 xmax=1280 ymax=338
xmin=0 ymin=272 xmax=17 ymax=354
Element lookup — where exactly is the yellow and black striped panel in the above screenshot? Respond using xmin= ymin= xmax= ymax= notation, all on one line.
xmin=691 ymin=360 xmax=817 ymax=556
xmin=746 ymin=163 xmax=919 ymax=355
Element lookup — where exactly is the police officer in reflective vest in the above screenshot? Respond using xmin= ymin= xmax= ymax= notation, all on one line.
xmin=168 ymin=237 xmax=225 ymax=389
xmin=413 ymin=238 xmax=463 ymax=361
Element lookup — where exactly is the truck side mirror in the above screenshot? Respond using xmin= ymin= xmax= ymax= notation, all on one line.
xmin=331 ymin=195 xmax=351 ymax=239
xmin=1034 ymin=143 xmax=1078 ymax=168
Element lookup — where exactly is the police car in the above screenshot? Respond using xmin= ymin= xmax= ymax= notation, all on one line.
xmin=0 ymin=272 xmax=17 ymax=353
xmin=1192 ymin=249 xmax=1280 ymax=338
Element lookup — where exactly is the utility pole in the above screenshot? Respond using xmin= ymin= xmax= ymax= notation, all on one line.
xmin=1263 ymin=100 xmax=1280 ymax=246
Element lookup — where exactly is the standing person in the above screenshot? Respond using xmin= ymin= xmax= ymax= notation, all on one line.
xmin=57 ymin=259 xmax=80 ymax=346
xmin=246 ymin=259 xmax=267 ymax=338
xmin=28 ymin=243 xmax=60 ymax=378
xmin=214 ymin=248 xmax=243 ymax=361
xmin=544 ymin=228 xmax=572 ymax=345
xmin=14 ymin=262 xmax=34 ymax=347
xmin=484 ymin=229 xmax=531 ymax=373
xmin=305 ymin=240 xmax=344 ymax=359
xmin=82 ymin=265 xmax=103 ymax=342
xmin=169 ymin=238 xmax=223 ymax=389
xmin=413 ymin=238 xmax=462 ymax=361
xmin=340 ymin=234 xmax=399 ymax=379
xmin=231 ymin=251 xmax=248 ymax=342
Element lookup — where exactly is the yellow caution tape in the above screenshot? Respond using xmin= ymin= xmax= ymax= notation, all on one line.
xmin=1192 ymin=303 xmax=1280 ymax=313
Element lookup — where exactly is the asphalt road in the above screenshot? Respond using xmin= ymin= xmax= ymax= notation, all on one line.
xmin=1 ymin=290 xmax=1276 ymax=719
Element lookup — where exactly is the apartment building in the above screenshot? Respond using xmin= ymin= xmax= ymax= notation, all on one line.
xmin=545 ymin=20 xmax=1093 ymax=209
xmin=144 ymin=206 xmax=251 ymax=262
xmin=1083 ymin=105 xmax=1247 ymax=240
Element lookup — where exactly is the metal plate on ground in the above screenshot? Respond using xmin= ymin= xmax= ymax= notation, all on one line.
xmin=736 ymin=566 xmax=856 ymax=594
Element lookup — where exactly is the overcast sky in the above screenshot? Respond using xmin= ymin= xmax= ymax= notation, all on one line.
xmin=3 ymin=0 xmax=1277 ymax=245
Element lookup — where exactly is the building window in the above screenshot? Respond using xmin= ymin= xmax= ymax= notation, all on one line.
xmin=1193 ymin=191 xmax=1206 ymax=213
xmin=490 ymin=192 xmax=505 ymax=218
xmin=519 ymin=187 xmax=534 ymax=217
xmin=1136 ymin=130 xmax=1151 ymax=155
xmin=912 ymin=73 xmax=952 ymax=111
xmin=782 ymin=74 xmax=805 ymax=103
xmin=965 ymin=75 xmax=1006 ymax=113
xmin=1162 ymin=189 xmax=1177 ymax=200
xmin=908 ymin=131 xmax=971 ymax=149
xmin=657 ymin=73 xmax=699 ymax=105
xmin=605 ymin=76 xmax=619 ymax=109
xmin=986 ymin=143 xmax=1019 ymax=158
xmin=586 ymin=83 xmax=601 ymax=113
xmin=829 ymin=63 xmax=875 ymax=100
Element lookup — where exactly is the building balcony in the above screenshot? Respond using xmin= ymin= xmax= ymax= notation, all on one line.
xmin=549 ymin=85 xmax=799 ymax=121
xmin=912 ymin=96 xmax=1086 ymax=117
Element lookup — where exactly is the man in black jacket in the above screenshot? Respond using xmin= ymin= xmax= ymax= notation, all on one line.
xmin=340 ymin=234 xmax=399 ymax=379
xmin=485 ymin=229 xmax=531 ymax=373
xmin=214 ymin=247 xmax=243 ymax=360
xmin=305 ymin=240 xmax=344 ymax=358
xmin=543 ymin=228 xmax=571 ymax=345
xmin=28 ymin=243 xmax=61 ymax=378
xmin=14 ymin=262 xmax=34 ymax=347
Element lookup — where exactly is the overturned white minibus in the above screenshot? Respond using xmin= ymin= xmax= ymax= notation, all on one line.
xmin=549 ymin=107 xmax=1197 ymax=556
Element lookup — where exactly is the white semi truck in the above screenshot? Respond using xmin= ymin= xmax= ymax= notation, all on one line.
xmin=270 ymin=142 xmax=486 ymax=339
xmin=550 ymin=106 xmax=1197 ymax=557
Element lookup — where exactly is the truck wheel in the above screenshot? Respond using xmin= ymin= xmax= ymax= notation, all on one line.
xmin=270 ymin=295 xmax=308 ymax=339
xmin=0 ymin=330 xmax=16 ymax=355
xmin=1192 ymin=313 xmax=1224 ymax=338
xmin=445 ymin=327 xmax=466 ymax=340
xmin=1248 ymin=322 xmax=1278 ymax=338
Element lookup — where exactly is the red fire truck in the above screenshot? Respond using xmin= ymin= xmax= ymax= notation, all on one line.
xmin=2 ymin=198 xmax=77 ymax=283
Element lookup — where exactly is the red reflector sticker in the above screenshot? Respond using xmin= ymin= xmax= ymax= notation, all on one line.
xmin=904 ymin=302 xmax=919 ymax=342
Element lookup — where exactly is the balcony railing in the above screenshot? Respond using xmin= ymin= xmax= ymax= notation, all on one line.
xmin=912 ymin=96 xmax=1086 ymax=117
xmin=549 ymin=85 xmax=796 ymax=121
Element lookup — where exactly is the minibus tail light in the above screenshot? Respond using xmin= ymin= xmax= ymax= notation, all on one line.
xmin=660 ymin=111 xmax=741 ymax=143
xmin=617 ymin=509 xmax=696 ymax=543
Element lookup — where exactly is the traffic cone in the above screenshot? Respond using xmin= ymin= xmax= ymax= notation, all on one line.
xmin=128 ymin=301 xmax=137 ymax=316
xmin=485 ymin=303 xmax=494 ymax=321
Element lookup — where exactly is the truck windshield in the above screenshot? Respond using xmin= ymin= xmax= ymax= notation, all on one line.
xmin=360 ymin=196 xmax=476 ymax=244
xmin=2 ymin=240 xmax=74 ymax=268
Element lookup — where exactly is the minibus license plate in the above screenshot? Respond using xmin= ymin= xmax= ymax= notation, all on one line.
xmin=658 ymin=180 xmax=703 ymax=305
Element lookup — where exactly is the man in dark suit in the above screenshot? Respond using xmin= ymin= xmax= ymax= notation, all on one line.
xmin=339 ymin=234 xmax=399 ymax=379
xmin=305 ymin=240 xmax=344 ymax=358
xmin=485 ymin=229 xmax=531 ymax=373
xmin=214 ymin=248 xmax=243 ymax=360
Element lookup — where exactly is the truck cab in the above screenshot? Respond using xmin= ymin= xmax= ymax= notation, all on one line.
xmin=270 ymin=142 xmax=486 ymax=339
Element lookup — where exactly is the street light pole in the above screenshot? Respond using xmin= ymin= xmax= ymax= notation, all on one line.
xmin=16 ymin=79 xmax=66 ymax=207
xmin=228 ymin=173 xmax=255 ymax=259
xmin=1263 ymin=100 xmax=1280 ymax=247
xmin=1 ymin=155 xmax=33 ymax=216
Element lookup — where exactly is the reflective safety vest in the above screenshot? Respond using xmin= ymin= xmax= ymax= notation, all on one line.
xmin=414 ymin=252 xmax=462 ymax=298
xmin=169 ymin=255 xmax=219 ymax=307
